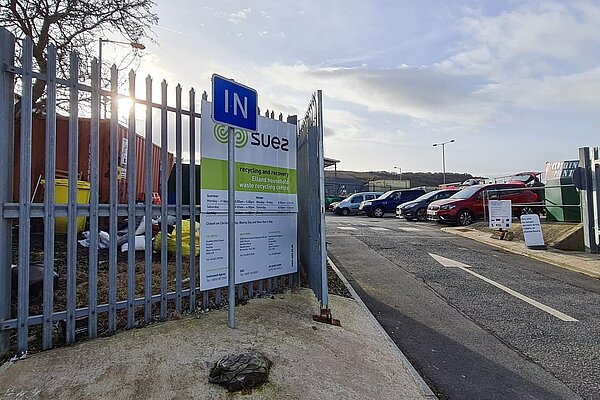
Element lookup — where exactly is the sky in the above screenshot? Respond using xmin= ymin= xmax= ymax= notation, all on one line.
xmin=116 ymin=0 xmax=600 ymax=177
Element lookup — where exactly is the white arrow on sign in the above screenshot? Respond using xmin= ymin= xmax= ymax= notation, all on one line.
xmin=429 ymin=253 xmax=578 ymax=322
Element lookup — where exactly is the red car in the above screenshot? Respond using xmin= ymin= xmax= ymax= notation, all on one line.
xmin=427 ymin=183 xmax=540 ymax=226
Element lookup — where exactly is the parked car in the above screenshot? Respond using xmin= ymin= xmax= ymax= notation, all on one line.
xmin=396 ymin=189 xmax=459 ymax=221
xmin=333 ymin=192 xmax=384 ymax=215
xmin=360 ymin=188 xmax=426 ymax=217
xmin=326 ymin=195 xmax=346 ymax=210
xmin=328 ymin=201 xmax=341 ymax=212
xmin=427 ymin=183 xmax=539 ymax=226
xmin=510 ymin=171 xmax=540 ymax=186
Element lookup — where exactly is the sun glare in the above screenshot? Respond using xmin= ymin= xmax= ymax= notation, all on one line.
xmin=117 ymin=97 xmax=133 ymax=117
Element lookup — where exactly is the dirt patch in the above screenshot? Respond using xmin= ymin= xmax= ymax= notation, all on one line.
xmin=299 ymin=260 xmax=352 ymax=299
xmin=467 ymin=220 xmax=582 ymax=249
xmin=7 ymin=231 xmax=294 ymax=358
xmin=326 ymin=262 xmax=352 ymax=298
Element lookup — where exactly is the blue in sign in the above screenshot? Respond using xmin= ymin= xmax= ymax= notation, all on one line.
xmin=212 ymin=74 xmax=258 ymax=132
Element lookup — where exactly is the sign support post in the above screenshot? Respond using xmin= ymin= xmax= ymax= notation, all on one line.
xmin=227 ymin=126 xmax=236 ymax=328
xmin=211 ymin=74 xmax=258 ymax=329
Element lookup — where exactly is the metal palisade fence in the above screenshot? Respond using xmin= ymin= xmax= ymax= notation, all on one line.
xmin=0 ymin=28 xmax=299 ymax=357
xmin=297 ymin=90 xmax=329 ymax=308
xmin=578 ymin=147 xmax=600 ymax=253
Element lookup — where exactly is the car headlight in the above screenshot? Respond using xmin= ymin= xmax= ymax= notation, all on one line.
xmin=440 ymin=205 xmax=456 ymax=210
xmin=402 ymin=204 xmax=416 ymax=210
xmin=363 ymin=201 xmax=372 ymax=206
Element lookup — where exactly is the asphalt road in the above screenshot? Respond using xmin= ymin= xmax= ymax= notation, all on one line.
xmin=326 ymin=213 xmax=600 ymax=400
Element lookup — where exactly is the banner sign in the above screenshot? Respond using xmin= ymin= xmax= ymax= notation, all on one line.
xmin=488 ymin=200 xmax=512 ymax=229
xmin=545 ymin=160 xmax=579 ymax=180
xmin=200 ymin=100 xmax=297 ymax=213
xmin=199 ymin=213 xmax=297 ymax=290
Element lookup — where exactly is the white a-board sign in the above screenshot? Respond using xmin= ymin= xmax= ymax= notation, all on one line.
xmin=488 ymin=200 xmax=512 ymax=229
xmin=520 ymin=214 xmax=546 ymax=249
xmin=200 ymin=213 xmax=297 ymax=290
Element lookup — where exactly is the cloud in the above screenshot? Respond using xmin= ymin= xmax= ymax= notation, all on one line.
xmin=228 ymin=8 xmax=252 ymax=24
xmin=478 ymin=66 xmax=600 ymax=110
xmin=442 ymin=1 xmax=600 ymax=78
xmin=262 ymin=63 xmax=502 ymax=126
xmin=438 ymin=1 xmax=600 ymax=110
xmin=322 ymin=109 xmax=367 ymax=141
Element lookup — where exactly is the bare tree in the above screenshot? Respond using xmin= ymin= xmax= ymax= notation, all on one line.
xmin=0 ymin=0 xmax=158 ymax=113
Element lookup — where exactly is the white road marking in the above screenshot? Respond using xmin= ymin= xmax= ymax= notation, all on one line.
xmin=398 ymin=227 xmax=423 ymax=232
xmin=370 ymin=227 xmax=389 ymax=231
xmin=338 ymin=227 xmax=358 ymax=231
xmin=429 ymin=253 xmax=578 ymax=322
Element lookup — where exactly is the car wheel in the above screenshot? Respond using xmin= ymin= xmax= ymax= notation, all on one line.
xmin=341 ymin=208 xmax=350 ymax=216
xmin=416 ymin=208 xmax=427 ymax=222
xmin=373 ymin=207 xmax=385 ymax=218
xmin=457 ymin=209 xmax=474 ymax=226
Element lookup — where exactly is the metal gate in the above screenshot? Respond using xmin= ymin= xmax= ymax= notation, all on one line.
xmin=297 ymin=90 xmax=328 ymax=307
xmin=0 ymin=28 xmax=298 ymax=357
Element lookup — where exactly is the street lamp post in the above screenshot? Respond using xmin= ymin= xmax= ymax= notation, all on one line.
xmin=432 ymin=139 xmax=455 ymax=185
xmin=393 ymin=166 xmax=402 ymax=180
xmin=98 ymin=38 xmax=146 ymax=117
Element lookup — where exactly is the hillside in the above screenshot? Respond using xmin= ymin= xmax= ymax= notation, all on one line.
xmin=324 ymin=170 xmax=480 ymax=188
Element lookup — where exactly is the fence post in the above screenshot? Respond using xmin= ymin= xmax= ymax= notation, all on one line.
xmin=579 ymin=147 xmax=598 ymax=253
xmin=0 ymin=28 xmax=15 ymax=358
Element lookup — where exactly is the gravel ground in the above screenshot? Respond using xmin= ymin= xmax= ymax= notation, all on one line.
xmin=326 ymin=262 xmax=352 ymax=298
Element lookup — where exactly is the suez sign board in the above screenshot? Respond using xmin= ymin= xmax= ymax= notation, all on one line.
xmin=199 ymin=213 xmax=297 ymax=290
xmin=212 ymin=74 xmax=257 ymax=132
xmin=200 ymin=100 xmax=297 ymax=213
xmin=488 ymin=199 xmax=512 ymax=230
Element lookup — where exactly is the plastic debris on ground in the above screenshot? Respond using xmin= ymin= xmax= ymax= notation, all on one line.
xmin=153 ymin=219 xmax=199 ymax=256
xmin=78 ymin=231 xmax=110 ymax=249
xmin=209 ymin=352 xmax=272 ymax=392
xmin=120 ymin=236 xmax=147 ymax=252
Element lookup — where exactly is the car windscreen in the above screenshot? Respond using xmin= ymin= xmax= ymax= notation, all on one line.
xmin=378 ymin=190 xmax=395 ymax=200
xmin=413 ymin=191 xmax=439 ymax=202
xmin=512 ymin=175 xmax=533 ymax=184
xmin=450 ymin=186 xmax=482 ymax=199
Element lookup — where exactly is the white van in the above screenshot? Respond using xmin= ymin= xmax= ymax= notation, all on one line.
xmin=334 ymin=192 xmax=384 ymax=216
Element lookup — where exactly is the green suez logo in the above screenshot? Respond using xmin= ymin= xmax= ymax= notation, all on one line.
xmin=213 ymin=124 xmax=289 ymax=152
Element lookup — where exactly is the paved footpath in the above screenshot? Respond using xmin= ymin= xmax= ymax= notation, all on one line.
xmin=0 ymin=288 xmax=432 ymax=400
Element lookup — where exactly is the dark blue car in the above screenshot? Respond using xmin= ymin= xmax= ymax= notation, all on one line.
xmin=359 ymin=188 xmax=426 ymax=217
xmin=395 ymin=189 xmax=459 ymax=221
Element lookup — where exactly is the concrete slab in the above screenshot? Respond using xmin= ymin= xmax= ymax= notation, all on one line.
xmin=0 ymin=288 xmax=429 ymax=400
